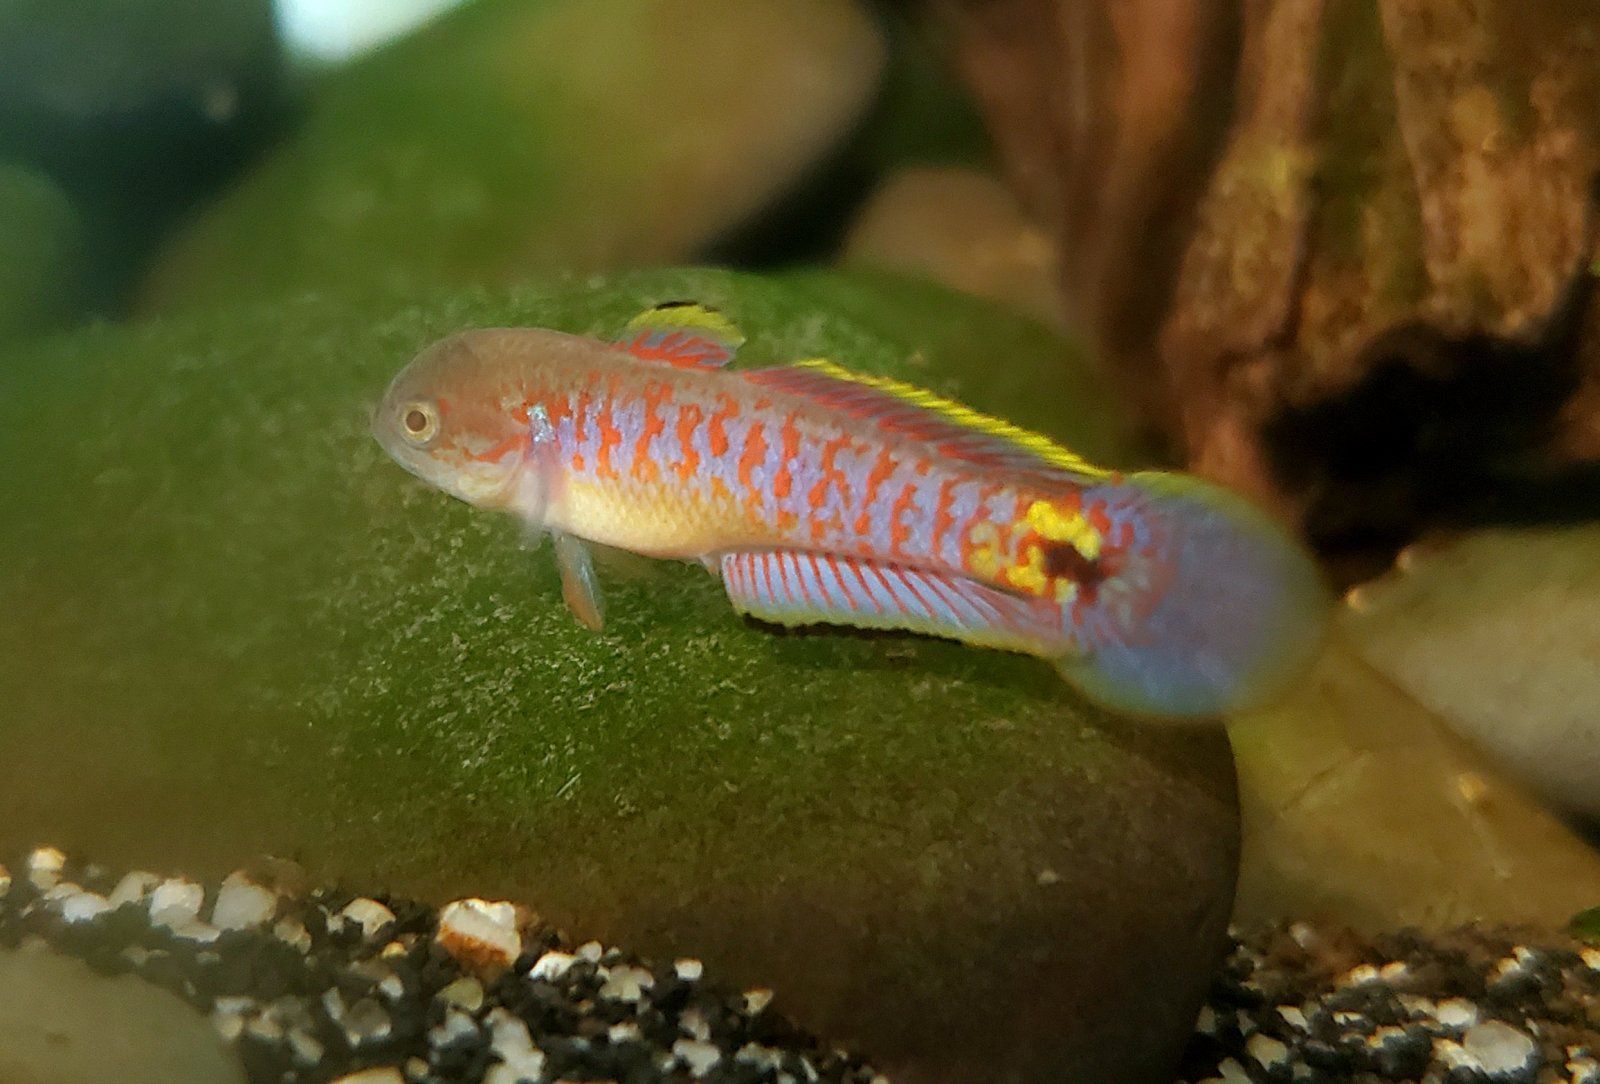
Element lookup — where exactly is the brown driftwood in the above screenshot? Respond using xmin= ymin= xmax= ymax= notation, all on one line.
xmin=940 ymin=0 xmax=1600 ymax=555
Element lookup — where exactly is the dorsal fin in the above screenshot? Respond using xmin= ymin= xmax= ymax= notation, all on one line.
xmin=615 ymin=301 xmax=744 ymax=370
xmin=744 ymin=359 xmax=1111 ymax=482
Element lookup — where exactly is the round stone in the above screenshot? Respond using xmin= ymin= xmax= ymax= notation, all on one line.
xmin=0 ymin=268 xmax=1235 ymax=1082
xmin=0 ymin=947 xmax=243 ymax=1084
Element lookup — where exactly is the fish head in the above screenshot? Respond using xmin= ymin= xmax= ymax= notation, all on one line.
xmin=372 ymin=330 xmax=539 ymax=510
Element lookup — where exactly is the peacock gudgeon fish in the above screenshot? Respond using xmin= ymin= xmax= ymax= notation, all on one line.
xmin=373 ymin=302 xmax=1328 ymax=718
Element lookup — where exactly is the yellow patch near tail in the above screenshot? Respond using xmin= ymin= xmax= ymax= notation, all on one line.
xmin=1024 ymin=499 xmax=1101 ymax=560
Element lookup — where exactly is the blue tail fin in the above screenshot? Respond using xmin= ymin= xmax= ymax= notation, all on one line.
xmin=1055 ymin=472 xmax=1329 ymax=719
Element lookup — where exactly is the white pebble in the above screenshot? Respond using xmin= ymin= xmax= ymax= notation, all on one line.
xmin=680 ymin=1007 xmax=711 ymax=1042
xmin=379 ymin=973 xmax=405 ymax=1001
xmin=1339 ymin=963 xmax=1381 ymax=987
xmin=429 ymin=1008 xmax=479 ymax=1049
xmin=743 ymin=988 xmax=774 ymax=1015
xmin=404 ymin=1058 xmax=429 ymax=1082
xmin=736 ymin=1043 xmax=783 ymax=1071
xmin=149 ymin=878 xmax=204 ymax=928
xmin=528 ymin=951 xmax=577 ymax=982
xmin=673 ymin=1038 xmax=723 ymax=1077
xmin=1215 ymin=1058 xmax=1253 ymax=1084
xmin=274 ymin=919 xmax=312 ymax=953
xmin=331 ymin=1071 xmax=404 ymax=1084
xmin=1568 ymin=1054 xmax=1600 ymax=1084
xmin=437 ymin=976 xmax=484 ymax=1012
xmin=599 ymin=964 xmax=655 ymax=1003
xmin=1435 ymin=998 xmax=1479 ymax=1030
xmin=59 ymin=890 xmax=111 ymax=924
xmin=1582 ymin=948 xmax=1600 ymax=972
xmin=336 ymin=898 xmax=396 ymax=941
xmin=246 ymin=1013 xmax=284 ymax=1042
xmin=107 ymin=871 xmax=162 ymax=909
xmin=211 ymin=1008 xmax=245 ymax=1043
xmin=485 ymin=1008 xmax=546 ymax=1083
xmin=1397 ymin=994 xmax=1437 ymax=1018
xmin=0 ymin=863 xmax=11 ymax=897
xmin=1195 ymin=1005 xmax=1220 ymax=1034
xmin=437 ymin=899 xmax=521 ymax=972
xmin=674 ymin=957 xmax=704 ymax=982
xmin=577 ymin=940 xmax=604 ymax=962
xmin=609 ymin=1022 xmax=643 ymax=1044
xmin=212 ymin=874 xmax=277 ymax=930
xmin=121 ymin=945 xmax=155 ymax=967
xmin=1379 ymin=960 xmax=1410 ymax=982
xmin=168 ymin=917 xmax=222 ymax=944
xmin=27 ymin=847 xmax=66 ymax=890
xmin=1462 ymin=1020 xmax=1536 ymax=1075
xmin=1368 ymin=1025 xmax=1411 ymax=1049
xmin=341 ymin=997 xmax=392 ymax=1046
xmin=287 ymin=1027 xmax=324 ymax=1065
xmin=1278 ymin=1006 xmax=1309 ymax=1031
xmin=1247 ymin=1033 xmax=1289 ymax=1069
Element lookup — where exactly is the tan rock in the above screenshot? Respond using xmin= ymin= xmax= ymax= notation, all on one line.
xmin=1345 ymin=526 xmax=1600 ymax=818
xmin=843 ymin=167 xmax=1064 ymax=328
xmin=1230 ymin=636 xmax=1600 ymax=931
xmin=0 ymin=946 xmax=244 ymax=1084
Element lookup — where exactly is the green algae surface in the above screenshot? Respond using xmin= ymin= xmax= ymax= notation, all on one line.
xmin=140 ymin=0 xmax=884 ymax=313
xmin=1 ymin=266 xmax=1145 ymax=886
xmin=0 ymin=164 xmax=81 ymax=341
xmin=0 ymin=268 xmax=1231 ymax=1080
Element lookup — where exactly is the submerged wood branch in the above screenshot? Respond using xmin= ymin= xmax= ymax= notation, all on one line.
xmin=941 ymin=0 xmax=1600 ymax=556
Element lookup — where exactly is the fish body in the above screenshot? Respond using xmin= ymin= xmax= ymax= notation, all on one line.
xmin=374 ymin=304 xmax=1328 ymax=718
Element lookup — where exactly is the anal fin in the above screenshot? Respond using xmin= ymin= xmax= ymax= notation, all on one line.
xmin=719 ymin=550 xmax=1057 ymax=655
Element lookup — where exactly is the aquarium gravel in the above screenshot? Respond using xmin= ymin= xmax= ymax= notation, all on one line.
xmin=9 ymin=845 xmax=1600 ymax=1083
xmin=0 ymin=848 xmax=885 ymax=1084
xmin=1180 ymin=921 xmax=1600 ymax=1083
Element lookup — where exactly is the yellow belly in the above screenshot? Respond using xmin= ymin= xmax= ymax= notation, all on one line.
xmin=550 ymin=478 xmax=769 ymax=559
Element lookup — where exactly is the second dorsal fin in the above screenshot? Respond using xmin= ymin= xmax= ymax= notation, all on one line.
xmin=744 ymin=359 xmax=1111 ymax=482
xmin=616 ymin=301 xmax=744 ymax=370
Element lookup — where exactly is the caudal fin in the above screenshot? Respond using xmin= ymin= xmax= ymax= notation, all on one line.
xmin=1055 ymin=472 xmax=1329 ymax=719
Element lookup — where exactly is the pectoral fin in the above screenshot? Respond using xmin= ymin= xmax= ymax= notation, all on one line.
xmin=554 ymin=532 xmax=605 ymax=631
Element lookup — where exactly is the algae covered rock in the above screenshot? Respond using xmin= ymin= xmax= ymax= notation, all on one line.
xmin=0 ymin=164 xmax=81 ymax=341
xmin=0 ymin=0 xmax=281 ymax=180
xmin=141 ymin=0 xmax=886 ymax=312
xmin=1344 ymin=527 xmax=1600 ymax=819
xmin=0 ymin=0 xmax=285 ymax=311
xmin=0 ymin=268 xmax=1231 ymax=1082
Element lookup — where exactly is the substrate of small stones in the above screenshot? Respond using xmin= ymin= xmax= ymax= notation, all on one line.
xmin=1180 ymin=922 xmax=1600 ymax=1084
xmin=0 ymin=847 xmax=885 ymax=1084
xmin=11 ymin=846 xmax=1600 ymax=1084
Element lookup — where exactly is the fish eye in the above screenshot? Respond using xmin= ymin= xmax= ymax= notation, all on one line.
xmin=400 ymin=401 xmax=439 ymax=444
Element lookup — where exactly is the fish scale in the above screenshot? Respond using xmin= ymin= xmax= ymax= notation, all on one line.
xmin=373 ymin=304 xmax=1329 ymax=718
